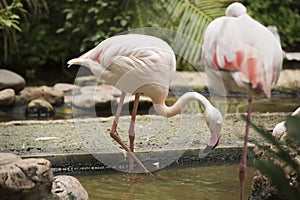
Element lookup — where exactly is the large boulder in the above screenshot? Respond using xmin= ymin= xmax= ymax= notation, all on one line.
xmin=0 ymin=89 xmax=15 ymax=106
xmin=0 ymin=69 xmax=25 ymax=93
xmin=0 ymin=153 xmax=53 ymax=200
xmin=0 ymin=153 xmax=89 ymax=200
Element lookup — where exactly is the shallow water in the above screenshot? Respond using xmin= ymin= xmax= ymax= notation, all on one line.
xmin=76 ymin=164 xmax=255 ymax=200
xmin=1 ymin=96 xmax=298 ymax=122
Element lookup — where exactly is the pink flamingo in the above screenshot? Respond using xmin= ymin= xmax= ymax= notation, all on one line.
xmin=202 ymin=2 xmax=282 ymax=200
xmin=68 ymin=34 xmax=223 ymax=173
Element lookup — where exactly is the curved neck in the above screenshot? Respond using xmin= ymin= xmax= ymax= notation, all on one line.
xmin=153 ymin=92 xmax=212 ymax=117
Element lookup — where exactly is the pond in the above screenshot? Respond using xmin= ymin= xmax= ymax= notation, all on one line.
xmin=75 ymin=164 xmax=255 ymax=200
xmin=1 ymin=96 xmax=299 ymax=122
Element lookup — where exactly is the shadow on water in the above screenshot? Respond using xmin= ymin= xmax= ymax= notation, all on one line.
xmin=75 ymin=164 xmax=255 ymax=200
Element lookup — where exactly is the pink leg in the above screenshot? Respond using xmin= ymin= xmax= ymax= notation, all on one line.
xmin=110 ymin=92 xmax=150 ymax=174
xmin=238 ymin=97 xmax=253 ymax=200
xmin=128 ymin=93 xmax=140 ymax=173
xmin=129 ymin=93 xmax=140 ymax=152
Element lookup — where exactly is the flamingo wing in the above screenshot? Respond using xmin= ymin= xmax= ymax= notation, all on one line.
xmin=203 ymin=14 xmax=282 ymax=97
xmin=68 ymin=34 xmax=176 ymax=93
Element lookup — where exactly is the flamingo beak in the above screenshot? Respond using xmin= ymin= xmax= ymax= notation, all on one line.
xmin=67 ymin=58 xmax=82 ymax=68
xmin=200 ymin=127 xmax=222 ymax=157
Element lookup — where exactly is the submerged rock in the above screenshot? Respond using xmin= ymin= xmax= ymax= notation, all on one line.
xmin=0 ymin=88 xmax=15 ymax=106
xmin=26 ymin=99 xmax=54 ymax=118
xmin=52 ymin=175 xmax=89 ymax=200
xmin=0 ymin=69 xmax=25 ymax=93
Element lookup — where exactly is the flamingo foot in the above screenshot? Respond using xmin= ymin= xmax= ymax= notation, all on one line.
xmin=110 ymin=131 xmax=151 ymax=174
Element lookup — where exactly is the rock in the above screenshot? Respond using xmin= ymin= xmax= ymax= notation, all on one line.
xmin=20 ymin=86 xmax=64 ymax=106
xmin=73 ymin=92 xmax=115 ymax=108
xmin=52 ymin=175 xmax=89 ymax=200
xmin=277 ymin=70 xmax=300 ymax=88
xmin=53 ymin=83 xmax=81 ymax=96
xmin=80 ymin=84 xmax=122 ymax=97
xmin=26 ymin=99 xmax=54 ymax=118
xmin=0 ymin=69 xmax=25 ymax=93
xmin=64 ymin=95 xmax=73 ymax=104
xmin=249 ymin=170 xmax=278 ymax=200
xmin=0 ymin=153 xmax=21 ymax=166
xmin=0 ymin=153 xmax=53 ymax=200
xmin=0 ymin=89 xmax=15 ymax=106
xmin=0 ymin=153 xmax=89 ymax=200
xmin=249 ymin=118 xmax=300 ymax=200
xmin=74 ymin=75 xmax=100 ymax=86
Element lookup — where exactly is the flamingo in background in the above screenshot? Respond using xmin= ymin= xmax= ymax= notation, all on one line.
xmin=68 ymin=34 xmax=223 ymax=173
xmin=202 ymin=2 xmax=283 ymax=200
xmin=272 ymin=107 xmax=300 ymax=137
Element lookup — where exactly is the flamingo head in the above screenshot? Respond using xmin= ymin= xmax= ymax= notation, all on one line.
xmin=201 ymin=105 xmax=223 ymax=156
xmin=225 ymin=2 xmax=247 ymax=17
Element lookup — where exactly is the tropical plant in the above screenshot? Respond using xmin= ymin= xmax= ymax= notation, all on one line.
xmin=57 ymin=0 xmax=135 ymax=56
xmin=245 ymin=115 xmax=300 ymax=200
xmin=0 ymin=0 xmax=48 ymax=74
xmin=0 ymin=0 xmax=23 ymax=64
xmin=134 ymin=0 xmax=233 ymax=70
xmin=244 ymin=0 xmax=300 ymax=51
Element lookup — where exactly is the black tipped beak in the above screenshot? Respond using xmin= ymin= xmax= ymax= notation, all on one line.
xmin=203 ymin=145 xmax=215 ymax=154
xmin=200 ymin=137 xmax=220 ymax=157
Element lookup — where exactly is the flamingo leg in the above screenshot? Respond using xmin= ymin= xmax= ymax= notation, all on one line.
xmin=238 ymin=97 xmax=253 ymax=200
xmin=110 ymin=92 xmax=150 ymax=174
xmin=128 ymin=93 xmax=140 ymax=174
xmin=129 ymin=93 xmax=140 ymax=152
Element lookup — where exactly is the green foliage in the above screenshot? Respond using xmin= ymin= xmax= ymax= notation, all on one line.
xmin=0 ymin=0 xmax=22 ymax=32
xmin=244 ymin=0 xmax=300 ymax=50
xmin=0 ymin=0 xmax=49 ymax=75
xmin=134 ymin=0 xmax=233 ymax=71
xmin=0 ymin=0 xmax=23 ymax=64
xmin=0 ymin=0 xmax=135 ymax=77
xmin=57 ymin=0 xmax=135 ymax=55
xmin=245 ymin=115 xmax=300 ymax=199
xmin=1 ymin=0 xmax=299 ymax=79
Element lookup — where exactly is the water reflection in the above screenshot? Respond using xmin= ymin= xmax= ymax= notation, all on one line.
xmin=76 ymin=165 xmax=255 ymax=200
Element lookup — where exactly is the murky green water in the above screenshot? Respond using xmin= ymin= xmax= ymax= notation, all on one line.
xmin=76 ymin=164 xmax=255 ymax=200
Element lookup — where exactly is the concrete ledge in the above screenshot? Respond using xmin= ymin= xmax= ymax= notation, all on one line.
xmin=21 ymin=145 xmax=257 ymax=174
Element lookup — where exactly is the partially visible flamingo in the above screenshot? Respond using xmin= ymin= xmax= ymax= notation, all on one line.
xmin=272 ymin=107 xmax=300 ymax=137
xmin=202 ymin=2 xmax=283 ymax=200
xmin=68 ymin=34 xmax=223 ymax=173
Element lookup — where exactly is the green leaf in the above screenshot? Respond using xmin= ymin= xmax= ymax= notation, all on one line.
xmin=56 ymin=28 xmax=65 ymax=34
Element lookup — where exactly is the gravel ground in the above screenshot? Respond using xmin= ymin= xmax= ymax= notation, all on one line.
xmin=0 ymin=112 xmax=289 ymax=156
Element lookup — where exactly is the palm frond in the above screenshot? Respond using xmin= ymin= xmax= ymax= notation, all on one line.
xmin=132 ymin=0 xmax=234 ymax=68
xmin=166 ymin=0 xmax=233 ymax=66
